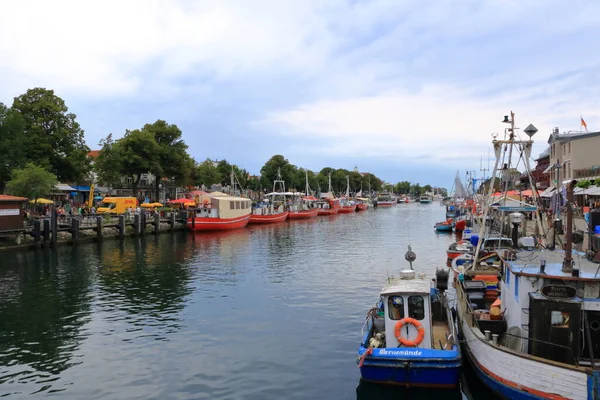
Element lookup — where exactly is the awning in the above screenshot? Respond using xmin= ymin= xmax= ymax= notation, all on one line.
xmin=71 ymin=185 xmax=91 ymax=192
xmin=539 ymin=187 xmax=556 ymax=198
xmin=584 ymin=186 xmax=600 ymax=196
xmin=56 ymin=183 xmax=76 ymax=191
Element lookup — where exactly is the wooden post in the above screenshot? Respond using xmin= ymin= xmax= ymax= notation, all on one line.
xmin=71 ymin=218 xmax=79 ymax=244
xmin=154 ymin=213 xmax=160 ymax=234
xmin=118 ymin=215 xmax=125 ymax=238
xmin=51 ymin=208 xmax=58 ymax=247
xmin=96 ymin=216 xmax=103 ymax=241
xmin=141 ymin=213 xmax=146 ymax=235
xmin=43 ymin=219 xmax=50 ymax=247
xmin=169 ymin=212 xmax=175 ymax=232
xmin=134 ymin=214 xmax=141 ymax=236
xmin=33 ymin=220 xmax=41 ymax=248
xmin=191 ymin=209 xmax=195 ymax=231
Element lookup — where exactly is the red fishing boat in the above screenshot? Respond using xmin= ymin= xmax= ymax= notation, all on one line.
xmin=355 ymin=203 xmax=368 ymax=211
xmin=338 ymin=177 xmax=357 ymax=213
xmin=317 ymin=198 xmax=340 ymax=215
xmin=338 ymin=203 xmax=357 ymax=213
xmin=289 ymin=207 xmax=319 ymax=219
xmin=187 ymin=196 xmax=251 ymax=231
xmin=249 ymin=210 xmax=289 ymax=224
xmin=249 ymin=170 xmax=290 ymax=224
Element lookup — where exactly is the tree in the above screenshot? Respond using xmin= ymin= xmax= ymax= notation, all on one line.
xmin=0 ymin=102 xmax=26 ymax=191
xmin=11 ymin=88 xmax=91 ymax=183
xmin=423 ymin=184 xmax=433 ymax=193
xmin=6 ymin=163 xmax=58 ymax=202
xmin=576 ymin=180 xmax=592 ymax=189
xmin=139 ymin=120 xmax=191 ymax=199
xmin=394 ymin=181 xmax=411 ymax=194
xmin=260 ymin=155 xmax=298 ymax=190
xmin=94 ymin=134 xmax=124 ymax=188
xmin=196 ymin=159 xmax=222 ymax=188
xmin=114 ymin=130 xmax=161 ymax=195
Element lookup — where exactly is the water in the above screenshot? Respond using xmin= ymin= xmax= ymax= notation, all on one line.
xmin=0 ymin=203 xmax=499 ymax=399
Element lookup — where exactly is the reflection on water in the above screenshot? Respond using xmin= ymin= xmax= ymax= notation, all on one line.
xmin=0 ymin=203 xmax=497 ymax=399
xmin=356 ymin=379 xmax=464 ymax=400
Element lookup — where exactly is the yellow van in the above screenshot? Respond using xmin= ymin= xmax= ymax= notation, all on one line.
xmin=97 ymin=197 xmax=138 ymax=214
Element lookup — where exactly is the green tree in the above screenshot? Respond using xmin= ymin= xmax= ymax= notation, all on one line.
xmin=394 ymin=181 xmax=411 ymax=194
xmin=139 ymin=120 xmax=191 ymax=199
xmin=576 ymin=180 xmax=592 ymax=189
xmin=11 ymin=88 xmax=91 ymax=183
xmin=6 ymin=163 xmax=58 ymax=202
xmin=423 ymin=184 xmax=433 ymax=193
xmin=0 ymin=103 xmax=26 ymax=191
xmin=196 ymin=158 xmax=222 ymax=188
xmin=94 ymin=134 xmax=124 ymax=187
xmin=114 ymin=130 xmax=161 ymax=196
xmin=260 ymin=155 xmax=299 ymax=190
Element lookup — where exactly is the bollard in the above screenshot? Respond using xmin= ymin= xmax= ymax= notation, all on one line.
xmin=134 ymin=214 xmax=141 ymax=236
xmin=51 ymin=208 xmax=58 ymax=247
xmin=484 ymin=330 xmax=491 ymax=341
xmin=154 ymin=213 xmax=160 ymax=234
xmin=43 ymin=219 xmax=50 ymax=247
xmin=118 ymin=215 xmax=125 ymax=238
xmin=33 ymin=220 xmax=41 ymax=248
xmin=71 ymin=218 xmax=79 ymax=244
xmin=96 ymin=216 xmax=103 ymax=241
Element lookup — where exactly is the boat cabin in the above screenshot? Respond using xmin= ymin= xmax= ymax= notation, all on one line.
xmin=195 ymin=196 xmax=251 ymax=218
xmin=373 ymin=271 xmax=453 ymax=350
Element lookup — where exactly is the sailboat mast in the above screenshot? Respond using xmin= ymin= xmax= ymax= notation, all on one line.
xmin=305 ymin=170 xmax=310 ymax=196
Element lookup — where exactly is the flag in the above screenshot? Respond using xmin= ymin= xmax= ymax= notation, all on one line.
xmin=581 ymin=117 xmax=588 ymax=132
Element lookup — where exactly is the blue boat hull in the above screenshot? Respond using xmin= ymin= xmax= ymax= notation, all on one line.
xmin=435 ymin=224 xmax=453 ymax=232
xmin=357 ymin=347 xmax=461 ymax=388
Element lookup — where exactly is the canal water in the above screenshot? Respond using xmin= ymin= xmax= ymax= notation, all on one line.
xmin=0 ymin=203 xmax=500 ymax=399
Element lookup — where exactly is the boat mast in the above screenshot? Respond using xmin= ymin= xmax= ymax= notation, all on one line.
xmin=305 ymin=170 xmax=310 ymax=196
xmin=328 ymin=172 xmax=333 ymax=194
xmin=345 ymin=175 xmax=350 ymax=198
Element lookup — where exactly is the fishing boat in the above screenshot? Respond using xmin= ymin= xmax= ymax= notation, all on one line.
xmin=355 ymin=198 xmax=369 ymax=211
xmin=419 ymin=194 xmax=433 ymax=204
xmin=289 ymin=171 xmax=319 ymax=219
xmin=434 ymin=219 xmax=454 ymax=232
xmin=446 ymin=240 xmax=475 ymax=261
xmin=337 ymin=176 xmax=357 ymax=213
xmin=317 ymin=197 xmax=340 ymax=215
xmin=249 ymin=169 xmax=289 ymax=224
xmin=187 ymin=196 xmax=251 ymax=231
xmin=376 ymin=193 xmax=396 ymax=207
xmin=454 ymin=112 xmax=600 ymax=399
xmin=357 ymin=247 xmax=461 ymax=387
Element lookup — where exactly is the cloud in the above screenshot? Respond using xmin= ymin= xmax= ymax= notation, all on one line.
xmin=1 ymin=0 xmax=599 ymax=188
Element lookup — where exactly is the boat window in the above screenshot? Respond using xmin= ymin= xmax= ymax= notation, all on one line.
xmin=230 ymin=202 xmax=235 ymax=210
xmin=408 ymin=296 xmax=425 ymax=320
xmin=235 ymin=201 xmax=240 ymax=209
xmin=551 ymin=311 xmax=570 ymax=327
xmin=387 ymin=296 xmax=404 ymax=320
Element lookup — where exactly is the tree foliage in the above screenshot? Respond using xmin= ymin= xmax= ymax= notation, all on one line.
xmin=139 ymin=120 xmax=192 ymax=198
xmin=0 ymin=103 xmax=26 ymax=191
xmin=6 ymin=163 xmax=58 ymax=201
xmin=196 ymin=159 xmax=222 ymax=188
xmin=11 ymin=88 xmax=91 ymax=183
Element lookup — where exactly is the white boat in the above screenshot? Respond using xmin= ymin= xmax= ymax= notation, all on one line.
xmin=454 ymin=111 xmax=600 ymax=399
xmin=419 ymin=194 xmax=433 ymax=204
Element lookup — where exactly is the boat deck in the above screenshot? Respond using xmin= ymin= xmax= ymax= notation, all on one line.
xmin=432 ymin=320 xmax=450 ymax=350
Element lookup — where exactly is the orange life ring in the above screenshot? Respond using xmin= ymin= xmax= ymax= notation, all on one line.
xmin=394 ymin=317 xmax=425 ymax=347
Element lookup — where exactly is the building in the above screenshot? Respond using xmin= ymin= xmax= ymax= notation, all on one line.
xmin=546 ymin=128 xmax=600 ymax=186
xmin=520 ymin=147 xmax=550 ymax=190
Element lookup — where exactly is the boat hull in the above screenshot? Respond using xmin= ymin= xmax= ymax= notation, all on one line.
xmin=357 ymin=347 xmax=461 ymax=388
xmin=356 ymin=203 xmax=368 ymax=211
xmin=338 ymin=205 xmax=356 ymax=213
xmin=317 ymin=208 xmax=338 ymax=215
xmin=187 ymin=214 xmax=250 ymax=231
xmin=248 ymin=211 xmax=289 ymax=224
xmin=377 ymin=201 xmax=396 ymax=207
xmin=456 ymin=282 xmax=592 ymax=400
xmin=435 ymin=224 xmax=453 ymax=232
xmin=288 ymin=209 xmax=319 ymax=219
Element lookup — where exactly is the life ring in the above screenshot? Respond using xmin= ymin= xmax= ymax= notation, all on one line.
xmin=394 ymin=317 xmax=425 ymax=347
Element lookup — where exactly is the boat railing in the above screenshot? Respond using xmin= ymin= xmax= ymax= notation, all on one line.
xmin=500 ymin=332 xmax=580 ymax=366
xmin=360 ymin=314 xmax=374 ymax=346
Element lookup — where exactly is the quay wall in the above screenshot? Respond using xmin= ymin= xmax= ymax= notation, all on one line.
xmin=0 ymin=210 xmax=191 ymax=252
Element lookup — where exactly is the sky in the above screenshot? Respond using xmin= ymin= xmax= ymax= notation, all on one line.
xmin=1 ymin=0 xmax=599 ymax=190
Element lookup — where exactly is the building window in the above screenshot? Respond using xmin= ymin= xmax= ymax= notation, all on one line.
xmin=514 ymin=275 xmax=519 ymax=300
xmin=568 ymin=143 xmax=571 ymax=154
xmin=408 ymin=296 xmax=425 ymax=320
xmin=388 ymin=296 xmax=404 ymax=320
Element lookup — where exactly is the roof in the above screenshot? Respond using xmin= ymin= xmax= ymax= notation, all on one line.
xmin=88 ymin=150 xmax=100 ymax=159
xmin=0 ymin=194 xmax=28 ymax=202
xmin=380 ymin=273 xmax=431 ymax=295
xmin=56 ymin=183 xmax=76 ymax=191
xmin=548 ymin=131 xmax=600 ymax=144
xmin=507 ymin=249 xmax=600 ymax=281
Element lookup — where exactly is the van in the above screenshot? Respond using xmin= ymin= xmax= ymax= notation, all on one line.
xmin=97 ymin=197 xmax=138 ymax=214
